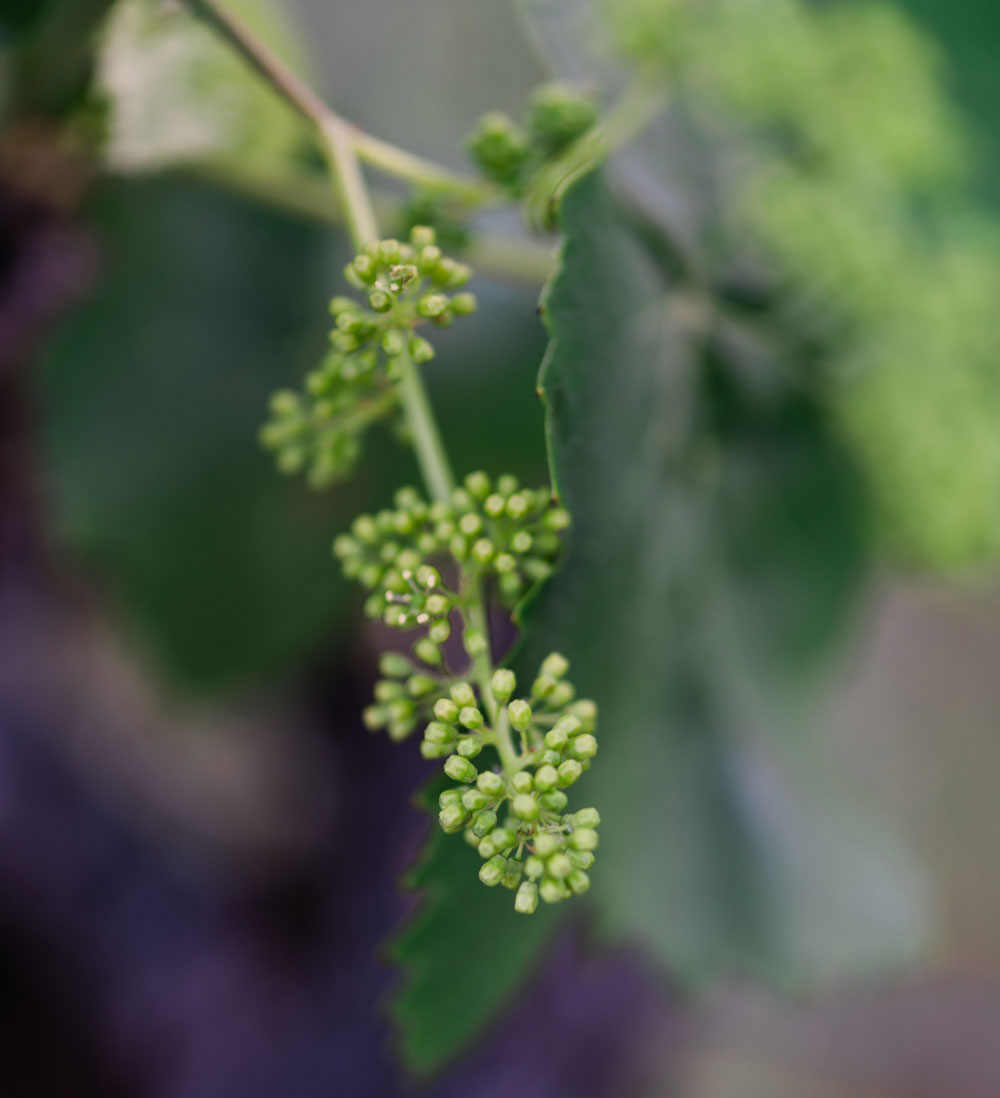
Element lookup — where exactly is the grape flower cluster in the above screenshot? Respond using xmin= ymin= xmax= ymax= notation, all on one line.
xmin=259 ymin=226 xmax=477 ymax=487
xmin=331 ymin=474 xmax=599 ymax=910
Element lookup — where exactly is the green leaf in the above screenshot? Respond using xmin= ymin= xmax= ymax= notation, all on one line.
xmin=388 ymin=779 xmax=559 ymax=1077
xmin=96 ymin=0 xmax=308 ymax=175
xmin=517 ymin=171 xmax=927 ymax=986
xmin=37 ymin=174 xmax=362 ymax=689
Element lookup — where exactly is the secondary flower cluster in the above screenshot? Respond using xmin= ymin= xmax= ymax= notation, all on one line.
xmin=434 ymin=657 xmax=600 ymax=913
xmin=468 ymin=81 xmax=597 ymax=195
xmin=332 ymin=472 xmax=570 ymax=662
xmin=259 ymin=226 xmax=477 ymax=488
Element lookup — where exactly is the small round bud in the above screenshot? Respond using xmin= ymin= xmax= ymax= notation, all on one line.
xmin=533 ymin=833 xmax=558 ymax=857
xmin=409 ymin=336 xmax=435 ymax=364
xmin=428 ymin=620 xmax=451 ymax=644
xmin=511 ymin=530 xmax=533 ymax=554
xmin=491 ymin=669 xmax=516 ymax=704
xmin=389 ymin=717 xmax=417 ymax=743
xmin=571 ymin=807 xmax=601 ymax=829
xmin=515 ymin=881 xmax=538 ymax=914
xmin=378 ymin=652 xmax=412 ymax=679
xmin=554 ymin=715 xmax=582 ymax=737
xmin=557 ymin=759 xmax=583 ymax=786
xmin=417 ymin=293 xmax=449 ymax=319
xmin=407 ymin=675 xmax=438 ymax=697
xmin=374 ymin=680 xmax=404 ymax=703
xmin=524 ymin=856 xmax=545 ymax=880
xmin=465 ymin=471 xmax=491 ymax=498
xmin=540 ymin=790 xmax=568 ymax=812
xmin=539 ymin=877 xmax=569 ymax=904
xmin=459 ymin=513 xmax=483 ymax=537
xmin=376 ymin=238 xmax=401 ymax=266
xmin=512 ymin=793 xmax=539 ymax=821
xmin=464 ymin=630 xmax=488 ymax=657
xmin=541 ymin=652 xmax=569 ymax=679
xmin=450 ymin=682 xmax=476 ymax=707
xmin=457 ymin=735 xmax=482 ymax=758
xmin=567 ymin=869 xmax=591 ymax=895
xmin=421 ymin=740 xmax=450 ymax=759
xmin=547 ymin=853 xmax=572 ymax=880
xmin=502 ymin=859 xmax=523 ymax=890
xmin=438 ymin=804 xmax=467 ymax=833
xmin=544 ymin=727 xmax=568 ymax=750
xmin=534 ymin=765 xmax=559 ymax=792
xmin=508 ymin=700 xmax=532 ymax=732
xmin=462 ymin=788 xmax=488 ymax=812
xmin=484 ymin=493 xmax=506 ymax=517
xmin=425 ymin=593 xmax=450 ymax=617
xmin=351 ymin=254 xmax=377 ymax=283
xmin=488 ymin=827 xmax=517 ymax=852
xmin=568 ymin=849 xmax=595 ymax=870
xmin=444 ymin=756 xmax=477 ymax=783
xmin=473 ymin=809 xmax=498 ymax=837
xmin=362 ymin=705 xmax=386 ymax=731
xmin=477 ymin=771 xmax=505 ymax=797
xmin=409 ymin=224 xmax=436 ymax=247
xmin=382 ymin=329 xmax=406 ymax=356
xmin=424 ymin=721 xmax=455 ymax=745
xmin=433 ymin=698 xmax=459 ymax=723
xmin=414 ymin=637 xmax=442 ymax=666
xmin=494 ymin=552 xmax=517 ymax=573
xmin=545 ymin=508 xmax=571 ymax=531
xmin=329 ymin=295 xmax=356 ymax=316
xmin=368 ymin=288 xmax=392 ymax=312
xmin=416 ymin=564 xmax=440 ymax=589
xmin=450 ymin=292 xmax=477 ymax=315
xmin=511 ymin=770 xmax=533 ymax=794
xmin=459 ymin=706 xmax=484 ymax=730
xmin=479 ymin=855 xmax=506 ymax=887
xmin=471 ymin=538 xmax=494 ymax=565
xmin=439 ymin=789 xmax=462 ymax=808
xmin=569 ymin=733 xmax=598 ymax=759
xmin=569 ymin=827 xmax=599 ymax=851
xmin=332 ymin=534 xmax=359 ymax=559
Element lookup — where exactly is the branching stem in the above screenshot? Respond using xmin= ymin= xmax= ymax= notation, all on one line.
xmin=186 ymin=0 xmax=500 ymax=695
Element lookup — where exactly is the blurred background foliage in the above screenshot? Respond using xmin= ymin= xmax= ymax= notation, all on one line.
xmin=3 ymin=0 xmax=1000 ymax=1096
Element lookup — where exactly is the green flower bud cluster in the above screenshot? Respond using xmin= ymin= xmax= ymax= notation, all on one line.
xmin=260 ymin=225 xmax=476 ymax=488
xmin=361 ymin=650 xmax=451 ymax=742
xmin=332 ymin=472 xmax=569 ymax=653
xmin=433 ymin=656 xmax=600 ymax=911
xmin=468 ymin=81 xmax=597 ymax=196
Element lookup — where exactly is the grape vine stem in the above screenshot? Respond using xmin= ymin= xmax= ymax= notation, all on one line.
xmin=183 ymin=0 xmax=500 ymax=693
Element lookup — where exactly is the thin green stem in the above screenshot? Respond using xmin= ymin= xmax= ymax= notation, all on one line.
xmin=395 ymin=348 xmax=455 ymax=505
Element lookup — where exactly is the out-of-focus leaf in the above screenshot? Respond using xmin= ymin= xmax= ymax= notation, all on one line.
xmin=37 ymin=175 xmax=357 ymax=689
xmin=387 ymin=778 xmax=559 ymax=1077
xmin=96 ymin=0 xmax=308 ymax=174
xmin=515 ymin=171 xmax=927 ymax=985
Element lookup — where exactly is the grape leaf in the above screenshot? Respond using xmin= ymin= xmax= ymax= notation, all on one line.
xmin=387 ymin=778 xmax=560 ymax=1077
xmin=515 ymin=170 xmax=928 ymax=985
xmin=37 ymin=175 xmax=358 ymax=689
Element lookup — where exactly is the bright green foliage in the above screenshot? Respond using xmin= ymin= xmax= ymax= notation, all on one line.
xmin=598 ymin=0 xmax=1000 ymax=568
xmin=259 ymin=226 xmax=476 ymax=487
